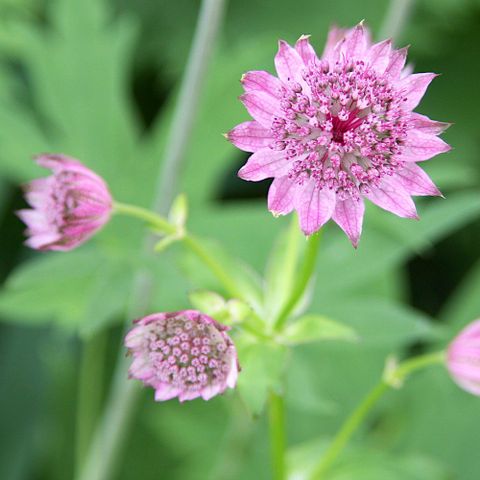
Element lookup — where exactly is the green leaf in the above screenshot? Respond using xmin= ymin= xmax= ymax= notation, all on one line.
xmin=0 ymin=247 xmax=131 ymax=336
xmin=236 ymin=337 xmax=287 ymax=415
xmin=279 ymin=314 xmax=357 ymax=346
xmin=168 ymin=193 xmax=188 ymax=228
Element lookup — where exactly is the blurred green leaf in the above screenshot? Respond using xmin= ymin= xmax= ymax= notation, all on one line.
xmin=236 ymin=338 xmax=287 ymax=415
xmin=279 ymin=314 xmax=357 ymax=346
xmin=0 ymin=247 xmax=131 ymax=335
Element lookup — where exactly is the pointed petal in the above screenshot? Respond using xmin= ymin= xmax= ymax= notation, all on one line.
xmin=396 ymin=163 xmax=442 ymax=196
xmin=332 ymin=197 xmax=365 ymax=248
xmin=409 ymin=113 xmax=451 ymax=134
xmin=268 ymin=175 xmax=297 ymax=215
xmin=154 ymin=384 xmax=181 ymax=401
xmin=294 ymin=181 xmax=335 ymax=235
xmin=240 ymin=91 xmax=281 ymax=128
xmin=368 ymin=39 xmax=392 ymax=73
xmin=295 ymin=35 xmax=318 ymax=65
xmin=226 ymin=121 xmax=273 ymax=152
xmin=241 ymin=70 xmax=283 ymax=98
xmin=321 ymin=25 xmax=347 ymax=60
xmin=397 ymin=73 xmax=437 ymax=111
xmin=24 ymin=232 xmax=61 ymax=250
xmin=384 ymin=47 xmax=408 ymax=78
xmin=341 ymin=22 xmax=368 ymax=59
xmin=366 ymin=178 xmax=418 ymax=219
xmin=238 ymin=149 xmax=291 ymax=181
xmin=275 ymin=40 xmax=305 ymax=83
xmin=397 ymin=129 xmax=451 ymax=162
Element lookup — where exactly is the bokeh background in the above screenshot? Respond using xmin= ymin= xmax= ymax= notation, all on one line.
xmin=1 ymin=0 xmax=480 ymax=479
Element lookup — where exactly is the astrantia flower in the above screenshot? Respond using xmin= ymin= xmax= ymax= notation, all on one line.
xmin=447 ymin=320 xmax=480 ymax=396
xmin=125 ymin=310 xmax=239 ymax=402
xmin=17 ymin=154 xmax=112 ymax=251
xmin=227 ymin=23 xmax=450 ymax=246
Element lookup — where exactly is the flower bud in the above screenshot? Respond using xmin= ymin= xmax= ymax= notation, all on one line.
xmin=17 ymin=154 xmax=112 ymax=251
xmin=125 ymin=310 xmax=239 ymax=402
xmin=447 ymin=320 xmax=480 ymax=396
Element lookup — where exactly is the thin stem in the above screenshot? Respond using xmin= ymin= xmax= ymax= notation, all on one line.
xmin=113 ymin=201 xmax=175 ymax=234
xmin=75 ymin=332 xmax=107 ymax=473
xmin=182 ymin=234 xmax=243 ymax=299
xmin=310 ymin=350 xmax=445 ymax=479
xmin=274 ymin=231 xmax=321 ymax=330
xmin=78 ymin=2 xmax=226 ymax=478
xmin=114 ymin=201 xmax=242 ymax=300
xmin=378 ymin=0 xmax=415 ymax=42
xmin=153 ymin=0 xmax=227 ymax=215
xmin=268 ymin=390 xmax=286 ymax=480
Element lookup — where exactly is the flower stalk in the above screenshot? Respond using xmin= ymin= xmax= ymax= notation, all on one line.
xmin=77 ymin=1 xmax=227 ymax=479
xmin=310 ymin=351 xmax=445 ymax=479
xmin=269 ymin=390 xmax=287 ymax=480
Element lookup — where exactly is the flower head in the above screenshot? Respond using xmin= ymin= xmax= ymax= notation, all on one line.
xmin=447 ymin=320 xmax=480 ymax=396
xmin=17 ymin=154 xmax=112 ymax=251
xmin=227 ymin=23 xmax=450 ymax=246
xmin=125 ymin=310 xmax=239 ymax=402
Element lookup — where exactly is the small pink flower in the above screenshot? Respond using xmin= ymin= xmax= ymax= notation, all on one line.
xmin=447 ymin=320 xmax=480 ymax=396
xmin=125 ymin=310 xmax=239 ymax=402
xmin=227 ymin=23 xmax=450 ymax=246
xmin=17 ymin=154 xmax=112 ymax=251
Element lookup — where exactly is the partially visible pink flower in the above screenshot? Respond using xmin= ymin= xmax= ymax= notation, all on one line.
xmin=227 ymin=22 xmax=450 ymax=246
xmin=17 ymin=154 xmax=112 ymax=251
xmin=447 ymin=320 xmax=480 ymax=396
xmin=125 ymin=310 xmax=239 ymax=402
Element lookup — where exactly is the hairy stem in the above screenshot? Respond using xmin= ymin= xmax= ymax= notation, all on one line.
xmin=77 ymin=2 xmax=227 ymax=479
xmin=310 ymin=351 xmax=445 ymax=479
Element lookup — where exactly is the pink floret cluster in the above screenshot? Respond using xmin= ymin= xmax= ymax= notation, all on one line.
xmin=228 ymin=23 xmax=450 ymax=246
xmin=125 ymin=310 xmax=239 ymax=402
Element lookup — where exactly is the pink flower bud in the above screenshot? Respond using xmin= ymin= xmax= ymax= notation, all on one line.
xmin=125 ymin=310 xmax=239 ymax=402
xmin=17 ymin=154 xmax=112 ymax=251
xmin=447 ymin=320 xmax=480 ymax=396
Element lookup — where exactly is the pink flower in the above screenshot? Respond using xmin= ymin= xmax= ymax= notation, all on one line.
xmin=125 ymin=310 xmax=239 ymax=402
xmin=227 ymin=23 xmax=450 ymax=246
xmin=447 ymin=320 xmax=480 ymax=396
xmin=17 ymin=154 xmax=112 ymax=251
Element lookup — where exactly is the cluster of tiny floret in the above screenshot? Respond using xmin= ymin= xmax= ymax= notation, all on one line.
xmin=269 ymin=58 xmax=409 ymax=199
xmin=139 ymin=314 xmax=233 ymax=394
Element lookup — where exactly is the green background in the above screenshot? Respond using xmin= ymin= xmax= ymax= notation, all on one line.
xmin=0 ymin=0 xmax=479 ymax=478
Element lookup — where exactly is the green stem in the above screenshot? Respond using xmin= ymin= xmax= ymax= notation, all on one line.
xmin=75 ymin=332 xmax=107 ymax=473
xmin=274 ymin=230 xmax=321 ymax=330
xmin=310 ymin=350 xmax=445 ymax=479
xmin=78 ymin=1 xmax=227 ymax=479
xmin=114 ymin=201 xmax=242 ymax=300
xmin=114 ymin=201 xmax=175 ymax=234
xmin=269 ymin=390 xmax=286 ymax=480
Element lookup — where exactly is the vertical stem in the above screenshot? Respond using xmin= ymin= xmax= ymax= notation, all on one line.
xmin=274 ymin=231 xmax=321 ymax=331
xmin=77 ymin=1 xmax=227 ymax=479
xmin=153 ymin=0 xmax=227 ymax=216
xmin=269 ymin=390 xmax=286 ymax=480
xmin=378 ymin=0 xmax=415 ymax=42
xmin=75 ymin=332 xmax=107 ymax=472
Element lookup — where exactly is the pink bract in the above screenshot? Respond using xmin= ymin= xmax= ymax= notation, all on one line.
xmin=447 ymin=320 xmax=480 ymax=396
xmin=227 ymin=23 xmax=450 ymax=246
xmin=125 ymin=310 xmax=239 ymax=402
xmin=17 ymin=154 xmax=112 ymax=251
